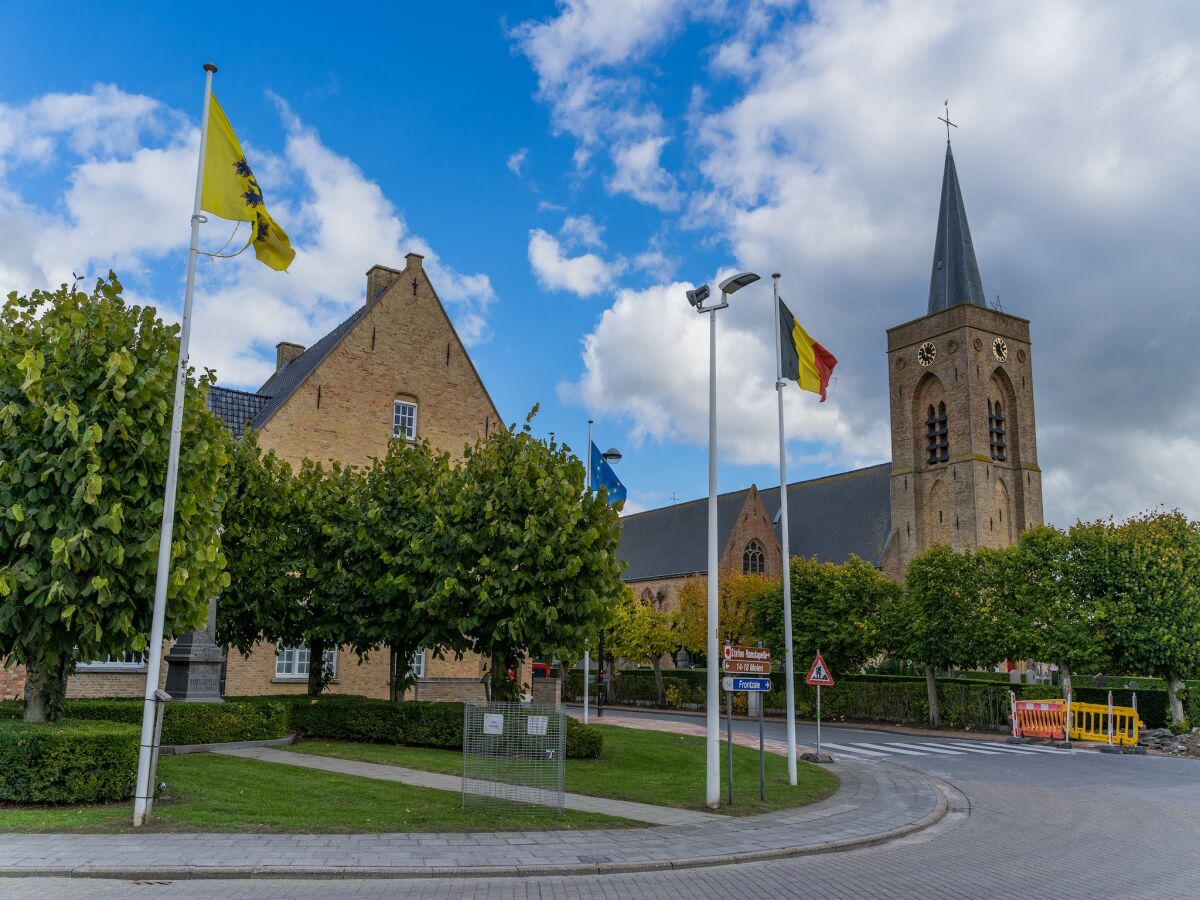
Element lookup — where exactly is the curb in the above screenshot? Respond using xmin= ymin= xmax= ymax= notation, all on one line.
xmin=0 ymin=774 xmax=954 ymax=881
xmin=161 ymin=734 xmax=297 ymax=756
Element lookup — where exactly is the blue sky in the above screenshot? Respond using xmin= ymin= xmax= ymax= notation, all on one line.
xmin=4 ymin=1 xmax=1200 ymax=525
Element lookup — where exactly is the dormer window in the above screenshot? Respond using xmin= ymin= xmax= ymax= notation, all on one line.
xmin=393 ymin=400 xmax=418 ymax=441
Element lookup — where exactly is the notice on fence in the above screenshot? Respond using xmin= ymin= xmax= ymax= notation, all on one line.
xmin=527 ymin=715 xmax=549 ymax=736
xmin=483 ymin=713 xmax=504 ymax=735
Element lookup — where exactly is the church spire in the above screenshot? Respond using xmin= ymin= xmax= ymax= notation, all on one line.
xmin=927 ymin=138 xmax=987 ymax=315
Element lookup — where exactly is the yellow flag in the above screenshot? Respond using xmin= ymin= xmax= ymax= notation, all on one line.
xmin=201 ymin=95 xmax=295 ymax=271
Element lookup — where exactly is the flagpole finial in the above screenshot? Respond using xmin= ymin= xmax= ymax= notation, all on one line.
xmin=203 ymin=63 xmax=218 ymax=73
xmin=772 ymin=273 xmax=781 ymax=280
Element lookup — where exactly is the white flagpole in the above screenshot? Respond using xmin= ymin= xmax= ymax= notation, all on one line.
xmin=133 ymin=62 xmax=217 ymax=827
xmin=772 ymin=273 xmax=798 ymax=785
xmin=583 ymin=418 xmax=593 ymax=725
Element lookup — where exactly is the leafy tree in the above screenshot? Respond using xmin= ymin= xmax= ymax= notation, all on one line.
xmin=890 ymin=545 xmax=989 ymax=727
xmin=0 ymin=275 xmax=229 ymax=721
xmin=358 ymin=440 xmax=460 ymax=699
xmin=607 ymin=587 xmax=677 ymax=706
xmin=674 ymin=571 xmax=764 ymax=660
xmin=436 ymin=410 xmax=624 ymax=700
xmin=752 ymin=555 xmax=899 ymax=679
xmin=219 ymin=442 xmax=373 ymax=696
xmin=1109 ymin=511 xmax=1200 ymax=726
xmin=1004 ymin=526 xmax=1114 ymax=698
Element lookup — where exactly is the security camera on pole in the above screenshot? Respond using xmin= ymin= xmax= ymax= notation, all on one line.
xmin=685 ymin=271 xmax=759 ymax=809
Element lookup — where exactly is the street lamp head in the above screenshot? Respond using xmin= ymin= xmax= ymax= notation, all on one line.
xmin=686 ymin=284 xmax=711 ymax=308
xmin=718 ymin=272 xmax=761 ymax=295
xmin=602 ymin=447 xmax=622 ymax=463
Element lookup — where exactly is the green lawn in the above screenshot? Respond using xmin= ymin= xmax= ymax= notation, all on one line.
xmin=293 ymin=723 xmax=839 ymax=816
xmin=0 ymin=753 xmax=635 ymax=833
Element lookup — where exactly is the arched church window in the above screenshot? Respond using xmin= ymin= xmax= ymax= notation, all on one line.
xmin=988 ymin=399 xmax=1006 ymax=462
xmin=742 ymin=539 xmax=765 ymax=576
xmin=926 ymin=402 xmax=949 ymax=465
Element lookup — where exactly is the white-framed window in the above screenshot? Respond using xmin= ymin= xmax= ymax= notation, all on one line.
xmin=77 ymin=651 xmax=147 ymax=671
xmin=393 ymin=400 xmax=418 ymax=441
xmin=409 ymin=647 xmax=426 ymax=679
xmin=275 ymin=645 xmax=337 ymax=680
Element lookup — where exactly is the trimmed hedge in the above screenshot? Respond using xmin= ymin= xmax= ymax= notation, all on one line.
xmin=0 ymin=698 xmax=291 ymax=746
xmin=0 ymin=719 xmax=138 ymax=803
xmin=567 ymin=668 xmax=1200 ymax=731
xmin=566 ymin=717 xmax=603 ymax=759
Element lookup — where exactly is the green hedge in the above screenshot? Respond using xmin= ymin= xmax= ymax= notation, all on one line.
xmin=0 ymin=719 xmax=138 ymax=803
xmin=0 ymin=698 xmax=291 ymax=746
xmin=567 ymin=668 xmax=1199 ymax=731
xmin=566 ymin=717 xmax=602 ymax=758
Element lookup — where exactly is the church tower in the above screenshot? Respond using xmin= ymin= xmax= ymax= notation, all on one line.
xmin=884 ymin=139 xmax=1044 ymax=576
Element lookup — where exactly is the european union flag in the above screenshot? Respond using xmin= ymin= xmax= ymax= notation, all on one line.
xmin=590 ymin=441 xmax=626 ymax=507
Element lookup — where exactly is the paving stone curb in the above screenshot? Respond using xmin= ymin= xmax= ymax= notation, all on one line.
xmin=0 ymin=771 xmax=953 ymax=881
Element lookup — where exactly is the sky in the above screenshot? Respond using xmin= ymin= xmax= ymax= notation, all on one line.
xmin=3 ymin=0 xmax=1200 ymax=527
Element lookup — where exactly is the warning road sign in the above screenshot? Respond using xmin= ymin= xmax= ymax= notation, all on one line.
xmin=805 ymin=654 xmax=835 ymax=686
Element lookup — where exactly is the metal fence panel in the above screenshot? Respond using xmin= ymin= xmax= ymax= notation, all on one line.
xmin=462 ymin=702 xmax=566 ymax=815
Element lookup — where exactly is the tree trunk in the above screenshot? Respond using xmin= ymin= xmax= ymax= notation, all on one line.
xmin=1166 ymin=675 xmax=1186 ymax=727
xmin=389 ymin=647 xmax=412 ymax=702
xmin=307 ymin=638 xmax=327 ymax=697
xmin=490 ymin=651 xmax=520 ymax=702
xmin=924 ymin=664 xmax=941 ymax=728
xmin=23 ymin=659 xmax=68 ymax=723
xmin=1058 ymin=661 xmax=1073 ymax=702
xmin=651 ymin=657 xmax=665 ymax=708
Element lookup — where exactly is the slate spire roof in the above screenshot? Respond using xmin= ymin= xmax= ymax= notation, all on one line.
xmin=927 ymin=142 xmax=987 ymax=314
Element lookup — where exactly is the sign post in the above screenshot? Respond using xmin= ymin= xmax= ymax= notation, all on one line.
xmin=722 ymin=644 xmax=773 ymax=806
xmin=805 ymin=652 xmax=835 ymax=762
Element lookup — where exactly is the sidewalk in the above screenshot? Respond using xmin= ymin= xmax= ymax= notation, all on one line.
xmin=0 ymin=757 xmax=954 ymax=880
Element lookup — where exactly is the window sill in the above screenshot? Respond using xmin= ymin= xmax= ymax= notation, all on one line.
xmin=271 ymin=677 xmax=339 ymax=684
xmin=75 ymin=666 xmax=148 ymax=674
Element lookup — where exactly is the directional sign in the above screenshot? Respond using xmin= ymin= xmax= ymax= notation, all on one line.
xmin=805 ymin=653 xmax=835 ymax=686
xmin=722 ymin=676 xmax=771 ymax=692
xmin=723 ymin=659 xmax=771 ymax=675
xmin=724 ymin=645 xmax=771 ymax=663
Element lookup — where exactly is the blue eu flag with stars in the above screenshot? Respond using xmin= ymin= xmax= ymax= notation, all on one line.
xmin=590 ymin=442 xmax=626 ymax=507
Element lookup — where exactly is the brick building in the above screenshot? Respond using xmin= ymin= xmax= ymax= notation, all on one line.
xmin=68 ymin=252 xmax=508 ymax=702
xmin=617 ymin=141 xmax=1043 ymax=634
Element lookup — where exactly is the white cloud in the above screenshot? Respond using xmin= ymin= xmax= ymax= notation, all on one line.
xmin=507 ymin=147 xmax=529 ymax=176
xmin=561 ymin=277 xmax=882 ymax=466
xmin=528 ymin=228 xmax=618 ymax=297
xmin=607 ymin=136 xmax=681 ymax=210
xmin=560 ymin=214 xmax=605 ymax=249
xmin=0 ymin=86 xmax=498 ymax=389
xmin=547 ymin=0 xmax=1200 ymax=526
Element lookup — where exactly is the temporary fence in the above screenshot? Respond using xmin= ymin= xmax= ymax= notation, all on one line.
xmin=1010 ymin=697 xmax=1067 ymax=741
xmin=461 ymin=701 xmax=566 ymax=815
xmin=1068 ymin=691 xmax=1142 ymax=748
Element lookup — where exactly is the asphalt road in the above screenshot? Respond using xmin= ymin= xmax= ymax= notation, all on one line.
xmin=10 ymin=707 xmax=1200 ymax=899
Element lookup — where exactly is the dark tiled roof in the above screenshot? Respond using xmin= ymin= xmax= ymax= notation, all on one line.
xmin=757 ymin=463 xmax=892 ymax=568
xmin=249 ymin=306 xmax=367 ymax=430
xmin=618 ymin=490 xmax=757 ymax=581
xmin=927 ymin=143 xmax=987 ymax=314
xmin=206 ymin=386 xmax=272 ymax=439
xmin=618 ymin=463 xmax=893 ymax=581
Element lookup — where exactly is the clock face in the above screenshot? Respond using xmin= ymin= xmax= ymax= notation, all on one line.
xmin=992 ymin=337 xmax=1008 ymax=361
xmin=917 ymin=341 xmax=936 ymax=367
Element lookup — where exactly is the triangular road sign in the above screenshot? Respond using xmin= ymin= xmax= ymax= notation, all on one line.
xmin=805 ymin=653 xmax=835 ymax=686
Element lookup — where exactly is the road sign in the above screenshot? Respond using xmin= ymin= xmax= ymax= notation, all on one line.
xmin=724 ymin=644 xmax=771 ymax=663
xmin=723 ymin=659 xmax=771 ymax=675
xmin=722 ymin=676 xmax=771 ymax=692
xmin=805 ymin=653 xmax=835 ymax=686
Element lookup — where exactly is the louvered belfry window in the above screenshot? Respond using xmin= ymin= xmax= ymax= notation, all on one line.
xmin=926 ymin=402 xmax=949 ymax=465
xmin=989 ymin=400 xmax=1007 ymax=462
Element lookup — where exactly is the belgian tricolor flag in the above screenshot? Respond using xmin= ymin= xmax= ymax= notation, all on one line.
xmin=779 ymin=298 xmax=838 ymax=401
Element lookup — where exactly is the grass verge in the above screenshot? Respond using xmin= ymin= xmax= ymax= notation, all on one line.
xmin=293 ymin=723 xmax=839 ymax=816
xmin=0 ymin=753 xmax=636 ymax=833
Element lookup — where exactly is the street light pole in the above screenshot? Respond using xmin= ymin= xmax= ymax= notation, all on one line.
xmin=687 ymin=272 xmax=759 ymax=809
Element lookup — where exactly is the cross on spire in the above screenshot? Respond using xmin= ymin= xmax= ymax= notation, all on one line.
xmin=938 ymin=99 xmax=957 ymax=144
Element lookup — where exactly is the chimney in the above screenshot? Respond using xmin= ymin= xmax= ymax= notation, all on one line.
xmin=366 ymin=264 xmax=403 ymax=307
xmin=405 ymin=252 xmax=424 ymax=270
xmin=275 ymin=341 xmax=305 ymax=373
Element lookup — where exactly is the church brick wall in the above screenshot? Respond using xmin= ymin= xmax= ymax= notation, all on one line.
xmin=886 ymin=304 xmax=1043 ymax=574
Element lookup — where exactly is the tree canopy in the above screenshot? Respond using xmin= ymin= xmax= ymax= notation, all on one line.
xmin=0 ymin=276 xmax=229 ymax=720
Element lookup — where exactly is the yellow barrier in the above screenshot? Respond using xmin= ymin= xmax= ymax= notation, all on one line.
xmin=1069 ymin=700 xmax=1143 ymax=747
